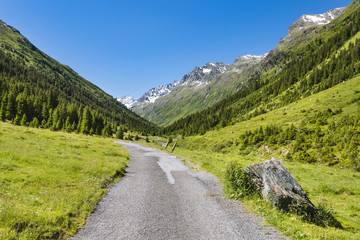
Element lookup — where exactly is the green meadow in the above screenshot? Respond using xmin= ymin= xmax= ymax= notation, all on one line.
xmin=0 ymin=122 xmax=129 ymax=239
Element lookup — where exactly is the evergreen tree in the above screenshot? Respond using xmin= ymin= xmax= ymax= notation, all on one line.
xmin=80 ymin=107 xmax=92 ymax=134
xmin=13 ymin=114 xmax=21 ymax=125
xmin=0 ymin=94 xmax=6 ymax=121
xmin=5 ymin=92 xmax=16 ymax=121
xmin=29 ymin=117 xmax=39 ymax=128
xmin=20 ymin=113 xmax=28 ymax=126
xmin=102 ymin=123 xmax=112 ymax=137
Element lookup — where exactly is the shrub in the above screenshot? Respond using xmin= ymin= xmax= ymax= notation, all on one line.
xmin=224 ymin=160 xmax=259 ymax=199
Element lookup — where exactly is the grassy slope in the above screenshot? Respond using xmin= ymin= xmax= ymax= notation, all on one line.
xmin=174 ymin=75 xmax=359 ymax=160
xmin=0 ymin=122 xmax=129 ymax=239
xmin=146 ymin=75 xmax=360 ymax=239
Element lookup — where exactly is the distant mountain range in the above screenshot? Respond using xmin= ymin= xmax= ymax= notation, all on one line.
xmin=118 ymin=7 xmax=345 ymax=126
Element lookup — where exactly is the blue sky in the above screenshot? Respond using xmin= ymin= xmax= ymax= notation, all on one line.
xmin=0 ymin=0 xmax=353 ymax=99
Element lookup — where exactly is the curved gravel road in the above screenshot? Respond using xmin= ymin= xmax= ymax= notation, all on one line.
xmin=72 ymin=141 xmax=285 ymax=240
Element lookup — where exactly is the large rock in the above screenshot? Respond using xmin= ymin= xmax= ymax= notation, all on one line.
xmin=247 ymin=158 xmax=315 ymax=212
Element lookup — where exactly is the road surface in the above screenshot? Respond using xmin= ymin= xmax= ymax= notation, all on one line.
xmin=72 ymin=141 xmax=285 ymax=240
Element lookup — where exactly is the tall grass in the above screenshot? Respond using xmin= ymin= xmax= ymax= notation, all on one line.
xmin=0 ymin=122 xmax=129 ymax=239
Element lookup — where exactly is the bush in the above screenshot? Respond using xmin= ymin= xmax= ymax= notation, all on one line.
xmin=224 ymin=160 xmax=259 ymax=199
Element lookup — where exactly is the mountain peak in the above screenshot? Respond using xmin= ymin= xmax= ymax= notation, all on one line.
xmin=117 ymin=96 xmax=137 ymax=108
xmin=288 ymin=7 xmax=346 ymax=34
xmin=180 ymin=62 xmax=229 ymax=85
xmin=234 ymin=54 xmax=268 ymax=64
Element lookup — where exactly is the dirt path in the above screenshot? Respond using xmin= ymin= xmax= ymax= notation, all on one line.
xmin=71 ymin=141 xmax=285 ymax=240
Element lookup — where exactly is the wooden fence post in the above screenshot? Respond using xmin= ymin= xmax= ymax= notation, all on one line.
xmin=171 ymin=142 xmax=177 ymax=152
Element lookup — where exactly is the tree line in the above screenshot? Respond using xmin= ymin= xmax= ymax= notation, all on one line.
xmin=0 ymin=42 xmax=158 ymax=136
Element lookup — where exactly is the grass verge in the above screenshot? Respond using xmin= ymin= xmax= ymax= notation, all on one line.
xmin=0 ymin=122 xmax=129 ymax=239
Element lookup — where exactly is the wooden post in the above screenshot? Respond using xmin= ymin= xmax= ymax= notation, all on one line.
xmin=171 ymin=142 xmax=177 ymax=152
xmin=164 ymin=141 xmax=169 ymax=149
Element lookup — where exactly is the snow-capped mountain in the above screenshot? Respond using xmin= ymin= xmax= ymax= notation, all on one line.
xmin=179 ymin=62 xmax=229 ymax=88
xmin=234 ymin=54 xmax=268 ymax=63
xmin=270 ymin=7 xmax=345 ymax=57
xmin=117 ymin=96 xmax=137 ymax=108
xmin=288 ymin=7 xmax=345 ymax=34
xmin=137 ymin=81 xmax=179 ymax=104
xmin=119 ymin=62 xmax=230 ymax=109
xmin=232 ymin=54 xmax=268 ymax=72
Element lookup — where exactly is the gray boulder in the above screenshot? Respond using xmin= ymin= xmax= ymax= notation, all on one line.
xmin=247 ymin=158 xmax=315 ymax=212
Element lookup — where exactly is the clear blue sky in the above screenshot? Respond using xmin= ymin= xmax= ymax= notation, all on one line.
xmin=0 ymin=0 xmax=353 ymax=99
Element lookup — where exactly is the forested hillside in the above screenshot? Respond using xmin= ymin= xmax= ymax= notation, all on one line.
xmin=0 ymin=20 xmax=158 ymax=136
xmin=162 ymin=0 xmax=360 ymax=170
xmin=164 ymin=0 xmax=360 ymax=136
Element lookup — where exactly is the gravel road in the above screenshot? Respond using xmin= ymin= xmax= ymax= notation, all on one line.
xmin=72 ymin=141 xmax=286 ymax=240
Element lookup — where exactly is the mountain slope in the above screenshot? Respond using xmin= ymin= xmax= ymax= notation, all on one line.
xmin=123 ymin=8 xmax=345 ymax=127
xmin=164 ymin=1 xmax=360 ymax=139
xmin=128 ymin=57 xmax=266 ymax=126
xmin=0 ymin=20 xmax=157 ymax=134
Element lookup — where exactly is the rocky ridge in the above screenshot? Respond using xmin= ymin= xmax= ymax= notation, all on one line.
xmin=118 ymin=62 xmax=231 ymax=109
xmin=274 ymin=7 xmax=345 ymax=52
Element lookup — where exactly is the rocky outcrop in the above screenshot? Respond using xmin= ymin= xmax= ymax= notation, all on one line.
xmin=179 ymin=62 xmax=229 ymax=86
xmin=247 ymin=158 xmax=315 ymax=212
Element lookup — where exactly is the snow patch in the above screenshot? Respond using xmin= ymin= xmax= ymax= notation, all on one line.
xmin=203 ymin=68 xmax=212 ymax=74
xmin=302 ymin=14 xmax=329 ymax=25
xmin=117 ymin=96 xmax=137 ymax=108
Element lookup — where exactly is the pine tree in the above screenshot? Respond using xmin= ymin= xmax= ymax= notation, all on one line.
xmin=0 ymin=95 xmax=6 ymax=121
xmin=65 ymin=116 xmax=72 ymax=132
xmin=102 ymin=123 xmax=112 ymax=137
xmin=13 ymin=114 xmax=21 ymax=125
xmin=20 ymin=113 xmax=28 ymax=126
xmin=5 ymin=92 xmax=16 ymax=121
xmin=80 ymin=107 xmax=92 ymax=134
xmin=29 ymin=117 xmax=39 ymax=128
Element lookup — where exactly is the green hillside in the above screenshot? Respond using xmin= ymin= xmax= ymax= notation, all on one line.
xmin=164 ymin=0 xmax=360 ymax=139
xmin=0 ymin=20 xmax=158 ymax=135
xmin=134 ymin=62 xmax=260 ymax=127
xmin=154 ymin=74 xmax=360 ymax=239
